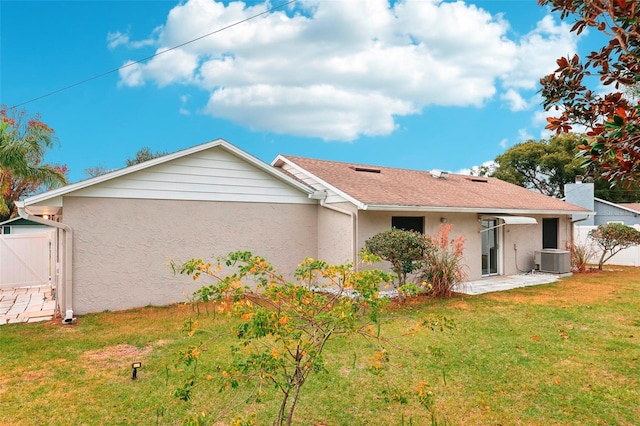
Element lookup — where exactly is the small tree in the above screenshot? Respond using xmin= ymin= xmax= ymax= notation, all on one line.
xmin=172 ymin=251 xmax=453 ymax=425
xmin=173 ymin=252 xmax=394 ymax=425
xmin=588 ymin=223 xmax=640 ymax=269
xmin=419 ymin=224 xmax=467 ymax=298
xmin=364 ymin=228 xmax=429 ymax=288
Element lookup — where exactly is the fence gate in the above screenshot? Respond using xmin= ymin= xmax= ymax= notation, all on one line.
xmin=0 ymin=231 xmax=55 ymax=289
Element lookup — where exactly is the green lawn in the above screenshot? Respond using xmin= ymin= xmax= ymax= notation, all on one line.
xmin=1 ymin=268 xmax=639 ymax=425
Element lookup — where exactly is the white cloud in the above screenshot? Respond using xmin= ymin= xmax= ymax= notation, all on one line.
xmin=501 ymin=15 xmax=579 ymax=90
xmin=107 ymin=31 xmax=130 ymax=50
xmin=179 ymin=95 xmax=191 ymax=116
xmin=458 ymin=160 xmax=498 ymax=176
xmin=107 ymin=30 xmax=156 ymax=50
xmin=499 ymin=138 xmax=509 ymax=149
xmin=114 ymin=0 xmax=580 ymax=141
xmin=500 ymin=89 xmax=529 ymax=111
xmin=517 ymin=128 xmax=534 ymax=142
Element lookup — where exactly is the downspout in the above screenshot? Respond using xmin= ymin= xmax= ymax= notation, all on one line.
xmin=570 ymin=214 xmax=593 ymax=251
xmin=16 ymin=202 xmax=74 ymax=323
xmin=314 ymin=194 xmax=359 ymax=266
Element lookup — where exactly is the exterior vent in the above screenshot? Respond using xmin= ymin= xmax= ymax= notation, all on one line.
xmin=466 ymin=177 xmax=488 ymax=183
xmin=430 ymin=169 xmax=448 ymax=179
xmin=352 ymin=167 xmax=381 ymax=173
xmin=534 ymin=249 xmax=571 ymax=274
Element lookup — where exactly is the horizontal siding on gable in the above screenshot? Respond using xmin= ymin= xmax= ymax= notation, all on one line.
xmin=71 ymin=147 xmax=313 ymax=204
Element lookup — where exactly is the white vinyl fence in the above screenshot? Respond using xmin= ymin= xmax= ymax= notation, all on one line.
xmin=0 ymin=230 xmax=55 ymax=288
xmin=574 ymin=224 xmax=640 ymax=267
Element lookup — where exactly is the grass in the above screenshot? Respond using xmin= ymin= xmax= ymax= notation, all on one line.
xmin=1 ymin=268 xmax=639 ymax=425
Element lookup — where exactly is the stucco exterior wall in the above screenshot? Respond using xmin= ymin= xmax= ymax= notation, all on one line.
xmin=357 ymin=211 xmax=573 ymax=281
xmin=317 ymin=204 xmax=354 ymax=265
xmin=358 ymin=211 xmax=480 ymax=279
xmin=62 ymin=197 xmax=318 ymax=314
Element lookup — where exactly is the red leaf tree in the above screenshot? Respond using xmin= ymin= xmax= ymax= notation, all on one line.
xmin=539 ymin=0 xmax=640 ymax=184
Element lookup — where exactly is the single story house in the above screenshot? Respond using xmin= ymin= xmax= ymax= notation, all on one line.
xmin=565 ymin=182 xmax=640 ymax=226
xmin=17 ymin=139 xmax=592 ymax=321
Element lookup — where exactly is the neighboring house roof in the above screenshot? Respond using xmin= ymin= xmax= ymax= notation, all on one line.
xmin=594 ymin=198 xmax=640 ymax=215
xmin=18 ymin=139 xmax=314 ymax=214
xmin=0 ymin=217 xmax=48 ymax=227
xmin=616 ymin=203 xmax=640 ymax=213
xmin=274 ymin=155 xmax=592 ymax=214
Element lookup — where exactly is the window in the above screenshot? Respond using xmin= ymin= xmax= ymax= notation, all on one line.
xmin=392 ymin=216 xmax=424 ymax=233
xmin=2 ymin=226 xmax=10 ymax=235
xmin=542 ymin=218 xmax=558 ymax=249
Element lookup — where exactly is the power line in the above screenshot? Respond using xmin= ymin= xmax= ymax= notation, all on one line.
xmin=10 ymin=0 xmax=297 ymax=109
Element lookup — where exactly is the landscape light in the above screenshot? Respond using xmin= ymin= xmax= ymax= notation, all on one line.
xmin=131 ymin=362 xmax=142 ymax=380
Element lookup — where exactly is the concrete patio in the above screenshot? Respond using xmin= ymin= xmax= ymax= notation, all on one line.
xmin=457 ymin=271 xmax=564 ymax=295
xmin=0 ymin=285 xmax=56 ymax=325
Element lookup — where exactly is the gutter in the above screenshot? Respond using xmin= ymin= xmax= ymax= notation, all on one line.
xmin=16 ymin=201 xmax=75 ymax=324
xmin=364 ymin=204 xmax=595 ymax=216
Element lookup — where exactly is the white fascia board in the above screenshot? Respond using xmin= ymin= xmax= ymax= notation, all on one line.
xmin=364 ymin=204 xmax=596 ymax=215
xmin=271 ymin=155 xmax=366 ymax=210
xmin=594 ymin=197 xmax=639 ymax=215
xmin=23 ymin=139 xmax=312 ymax=206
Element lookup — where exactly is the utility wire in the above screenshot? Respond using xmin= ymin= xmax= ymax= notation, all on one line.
xmin=10 ymin=0 xmax=297 ymax=109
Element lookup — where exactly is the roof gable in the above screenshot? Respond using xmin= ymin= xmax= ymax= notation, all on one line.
xmin=22 ymin=139 xmax=314 ymax=207
xmin=276 ymin=155 xmax=592 ymax=214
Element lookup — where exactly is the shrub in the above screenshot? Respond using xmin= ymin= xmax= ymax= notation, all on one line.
xmin=364 ymin=228 xmax=430 ymax=288
xmin=588 ymin=223 xmax=640 ymax=269
xmin=568 ymin=240 xmax=597 ymax=273
xmin=419 ymin=224 xmax=467 ymax=298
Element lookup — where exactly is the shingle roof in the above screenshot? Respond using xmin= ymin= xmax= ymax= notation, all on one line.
xmin=617 ymin=203 xmax=640 ymax=213
xmin=278 ymin=156 xmax=590 ymax=213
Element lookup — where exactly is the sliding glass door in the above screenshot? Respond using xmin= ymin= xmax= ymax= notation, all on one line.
xmin=482 ymin=219 xmax=499 ymax=276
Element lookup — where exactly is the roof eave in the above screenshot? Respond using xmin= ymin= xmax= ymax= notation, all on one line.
xmin=362 ymin=204 xmax=596 ymax=215
xmin=595 ymin=197 xmax=640 ymax=214
xmin=272 ymin=155 xmax=366 ymax=209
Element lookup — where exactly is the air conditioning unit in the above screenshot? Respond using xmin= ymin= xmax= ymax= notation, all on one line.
xmin=534 ymin=249 xmax=571 ymax=274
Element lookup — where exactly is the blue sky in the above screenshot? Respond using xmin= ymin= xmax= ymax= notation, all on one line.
xmin=1 ymin=0 xmax=595 ymax=183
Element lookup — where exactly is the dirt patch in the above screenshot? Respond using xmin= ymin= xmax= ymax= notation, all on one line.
xmin=446 ymin=298 xmax=474 ymax=310
xmin=81 ymin=343 xmax=153 ymax=366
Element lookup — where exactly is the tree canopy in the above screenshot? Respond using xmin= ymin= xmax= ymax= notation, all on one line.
xmin=125 ymin=146 xmax=167 ymax=167
xmin=539 ymin=0 xmax=640 ymax=184
xmin=0 ymin=106 xmax=67 ymax=221
xmin=84 ymin=146 xmax=168 ymax=178
xmin=488 ymin=133 xmax=640 ymax=201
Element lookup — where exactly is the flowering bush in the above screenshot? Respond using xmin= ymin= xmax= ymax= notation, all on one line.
xmin=419 ymin=224 xmax=467 ymax=298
